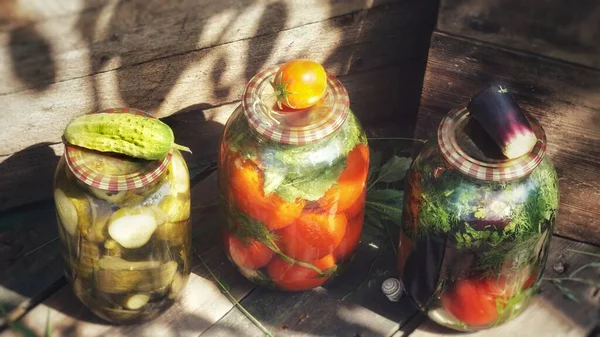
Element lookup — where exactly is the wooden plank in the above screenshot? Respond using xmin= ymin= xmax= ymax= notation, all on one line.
xmin=0 ymin=0 xmax=395 ymax=94
xmin=0 ymin=0 xmax=440 ymax=211
xmin=0 ymin=1 xmax=422 ymax=156
xmin=0 ymin=201 xmax=63 ymax=316
xmin=436 ymin=0 xmax=600 ymax=69
xmin=202 ymin=228 xmax=418 ymax=337
xmin=0 ymin=0 xmax=107 ymax=32
xmin=415 ymin=32 xmax=600 ymax=245
xmin=406 ymin=237 xmax=600 ymax=337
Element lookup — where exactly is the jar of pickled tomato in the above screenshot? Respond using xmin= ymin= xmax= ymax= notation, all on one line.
xmin=398 ymin=105 xmax=559 ymax=331
xmin=53 ymin=108 xmax=191 ymax=322
xmin=218 ymin=65 xmax=369 ymax=291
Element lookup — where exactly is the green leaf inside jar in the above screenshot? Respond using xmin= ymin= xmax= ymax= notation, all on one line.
xmin=224 ymin=111 xmax=366 ymax=203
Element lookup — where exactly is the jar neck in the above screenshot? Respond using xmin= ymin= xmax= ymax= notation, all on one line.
xmin=437 ymin=107 xmax=547 ymax=182
xmin=242 ymin=65 xmax=349 ymax=145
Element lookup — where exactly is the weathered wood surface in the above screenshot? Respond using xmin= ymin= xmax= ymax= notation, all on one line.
xmin=0 ymin=0 xmax=394 ymax=94
xmin=415 ymin=32 xmax=600 ymax=245
xmin=400 ymin=237 xmax=600 ymax=337
xmin=0 ymin=0 xmax=438 ymax=212
xmin=436 ymin=0 xmax=600 ymax=69
xmin=0 ymin=201 xmax=64 ymax=321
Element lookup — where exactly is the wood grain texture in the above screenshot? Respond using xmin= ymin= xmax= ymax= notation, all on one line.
xmin=406 ymin=237 xmax=600 ymax=337
xmin=0 ymin=1 xmax=428 ymax=156
xmin=415 ymin=32 xmax=600 ymax=245
xmin=0 ymin=201 xmax=63 ymax=318
xmin=436 ymin=0 xmax=600 ymax=69
xmin=202 ymin=239 xmax=417 ymax=337
xmin=0 ymin=0 xmax=393 ymax=94
xmin=0 ymin=0 xmax=439 ymax=211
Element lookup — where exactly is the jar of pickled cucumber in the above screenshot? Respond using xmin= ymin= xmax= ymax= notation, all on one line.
xmin=398 ymin=105 xmax=559 ymax=331
xmin=218 ymin=63 xmax=369 ymax=291
xmin=53 ymin=108 xmax=191 ymax=323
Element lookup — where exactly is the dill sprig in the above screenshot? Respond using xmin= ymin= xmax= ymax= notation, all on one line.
xmin=228 ymin=207 xmax=335 ymax=276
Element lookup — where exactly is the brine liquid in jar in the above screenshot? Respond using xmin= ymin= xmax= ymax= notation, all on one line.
xmin=54 ymin=108 xmax=191 ymax=323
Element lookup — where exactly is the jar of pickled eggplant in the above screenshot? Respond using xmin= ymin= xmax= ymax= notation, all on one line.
xmin=53 ymin=108 xmax=191 ymax=323
xmin=398 ymin=90 xmax=559 ymax=331
xmin=218 ymin=62 xmax=369 ymax=291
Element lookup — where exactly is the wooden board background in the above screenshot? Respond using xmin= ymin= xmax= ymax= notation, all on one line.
xmin=0 ymin=0 xmax=436 ymax=212
xmin=415 ymin=32 xmax=600 ymax=245
xmin=436 ymin=0 xmax=600 ymax=69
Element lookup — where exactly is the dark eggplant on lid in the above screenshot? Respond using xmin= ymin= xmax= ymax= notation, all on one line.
xmin=467 ymin=86 xmax=537 ymax=159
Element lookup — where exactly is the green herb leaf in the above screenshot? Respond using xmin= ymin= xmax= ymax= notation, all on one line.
xmin=262 ymin=165 xmax=287 ymax=195
xmin=366 ymin=201 xmax=403 ymax=225
xmin=375 ymin=156 xmax=412 ymax=184
xmin=274 ymin=159 xmax=346 ymax=202
xmin=367 ymin=150 xmax=383 ymax=182
xmin=552 ymin=280 xmax=579 ymax=303
xmin=45 ymin=310 xmax=52 ymax=337
xmin=365 ymin=212 xmax=385 ymax=230
xmin=232 ymin=210 xmax=279 ymax=249
xmin=367 ymin=189 xmax=404 ymax=202
xmin=263 ymin=112 xmax=365 ymax=202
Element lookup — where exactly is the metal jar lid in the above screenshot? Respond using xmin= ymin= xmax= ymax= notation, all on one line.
xmin=64 ymin=107 xmax=172 ymax=191
xmin=242 ymin=65 xmax=349 ymax=145
xmin=438 ymin=106 xmax=547 ymax=182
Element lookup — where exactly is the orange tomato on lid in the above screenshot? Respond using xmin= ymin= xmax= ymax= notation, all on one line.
xmin=272 ymin=60 xmax=327 ymax=110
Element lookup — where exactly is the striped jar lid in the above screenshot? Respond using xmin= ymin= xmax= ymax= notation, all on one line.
xmin=438 ymin=106 xmax=546 ymax=182
xmin=242 ymin=64 xmax=349 ymax=145
xmin=64 ymin=107 xmax=172 ymax=191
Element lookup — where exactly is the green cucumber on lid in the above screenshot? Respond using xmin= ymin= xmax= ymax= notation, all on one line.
xmin=468 ymin=85 xmax=537 ymax=159
xmin=64 ymin=112 xmax=191 ymax=160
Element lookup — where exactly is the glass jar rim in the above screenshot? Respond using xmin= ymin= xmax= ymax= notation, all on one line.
xmin=64 ymin=108 xmax=171 ymax=191
xmin=437 ymin=106 xmax=547 ymax=182
xmin=241 ymin=64 xmax=349 ymax=145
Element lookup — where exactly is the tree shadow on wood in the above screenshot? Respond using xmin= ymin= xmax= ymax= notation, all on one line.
xmin=75 ymin=0 xmax=266 ymax=114
xmin=161 ymin=103 xmax=225 ymax=181
xmin=0 ymin=142 xmax=59 ymax=211
xmin=8 ymin=26 xmax=56 ymax=92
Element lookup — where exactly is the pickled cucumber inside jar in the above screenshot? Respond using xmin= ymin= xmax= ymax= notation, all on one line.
xmin=108 ymin=207 xmax=159 ymax=249
xmin=168 ymin=151 xmax=190 ymax=195
xmin=83 ymin=197 xmax=112 ymax=243
xmin=168 ymin=272 xmax=189 ymax=299
xmin=95 ymin=257 xmax=178 ymax=294
xmin=158 ymin=195 xmax=190 ymax=223
xmin=154 ymin=220 xmax=189 ymax=244
xmin=69 ymin=239 xmax=101 ymax=280
xmin=54 ymin=187 xmax=91 ymax=237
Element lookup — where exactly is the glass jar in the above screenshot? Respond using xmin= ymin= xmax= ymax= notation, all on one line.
xmin=218 ymin=66 xmax=369 ymax=291
xmin=53 ymin=108 xmax=191 ymax=323
xmin=398 ymin=107 xmax=559 ymax=331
